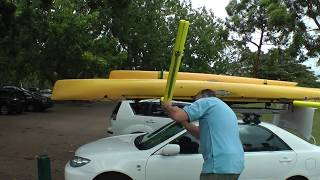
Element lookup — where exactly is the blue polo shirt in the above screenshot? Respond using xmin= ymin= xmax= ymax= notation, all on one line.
xmin=183 ymin=97 xmax=244 ymax=174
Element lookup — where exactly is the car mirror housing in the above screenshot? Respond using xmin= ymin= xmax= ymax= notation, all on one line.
xmin=160 ymin=144 xmax=180 ymax=156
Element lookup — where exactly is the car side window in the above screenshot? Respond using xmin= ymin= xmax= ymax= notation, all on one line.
xmin=170 ymin=133 xmax=200 ymax=154
xmin=150 ymin=103 xmax=168 ymax=117
xmin=130 ymin=102 xmax=152 ymax=116
xmin=111 ymin=102 xmax=121 ymax=120
xmin=239 ymin=124 xmax=292 ymax=152
xmin=150 ymin=102 xmax=189 ymax=117
xmin=130 ymin=101 xmax=189 ymax=117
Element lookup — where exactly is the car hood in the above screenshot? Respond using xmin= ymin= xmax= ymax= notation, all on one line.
xmin=75 ymin=134 xmax=142 ymax=156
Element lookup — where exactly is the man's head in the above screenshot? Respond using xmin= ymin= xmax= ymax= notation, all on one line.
xmin=194 ymin=89 xmax=216 ymax=100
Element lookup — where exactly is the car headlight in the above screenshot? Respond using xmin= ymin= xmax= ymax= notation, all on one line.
xmin=69 ymin=156 xmax=91 ymax=167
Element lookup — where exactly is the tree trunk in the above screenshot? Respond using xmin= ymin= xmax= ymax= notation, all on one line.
xmin=307 ymin=0 xmax=320 ymax=29
xmin=253 ymin=29 xmax=264 ymax=77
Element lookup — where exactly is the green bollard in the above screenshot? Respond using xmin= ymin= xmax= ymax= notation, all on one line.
xmin=37 ymin=154 xmax=52 ymax=180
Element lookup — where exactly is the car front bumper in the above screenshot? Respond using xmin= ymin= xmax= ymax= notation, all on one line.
xmin=65 ymin=162 xmax=96 ymax=180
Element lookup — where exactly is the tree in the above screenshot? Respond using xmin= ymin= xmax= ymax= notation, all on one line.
xmin=2 ymin=0 xmax=318 ymax=88
xmin=225 ymin=0 xmax=303 ymax=77
xmin=0 ymin=0 xmax=18 ymax=85
xmin=283 ymin=0 xmax=320 ymax=63
xmin=104 ymin=0 xmax=182 ymax=70
xmin=258 ymin=48 xmax=320 ymax=87
xmin=0 ymin=0 xmax=126 ymax=86
xmin=181 ymin=7 xmax=230 ymax=74
xmin=104 ymin=0 xmax=229 ymax=74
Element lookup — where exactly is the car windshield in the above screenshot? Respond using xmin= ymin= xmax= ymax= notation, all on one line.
xmin=135 ymin=122 xmax=184 ymax=150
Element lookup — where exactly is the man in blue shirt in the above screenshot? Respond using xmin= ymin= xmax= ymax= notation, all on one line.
xmin=163 ymin=89 xmax=244 ymax=180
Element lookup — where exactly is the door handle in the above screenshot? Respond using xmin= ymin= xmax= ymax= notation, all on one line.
xmin=279 ymin=157 xmax=292 ymax=163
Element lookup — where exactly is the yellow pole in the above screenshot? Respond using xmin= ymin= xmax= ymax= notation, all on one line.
xmin=293 ymin=100 xmax=320 ymax=108
xmin=163 ymin=20 xmax=190 ymax=102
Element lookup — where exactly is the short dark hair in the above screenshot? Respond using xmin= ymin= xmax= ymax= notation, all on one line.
xmin=195 ymin=89 xmax=216 ymax=99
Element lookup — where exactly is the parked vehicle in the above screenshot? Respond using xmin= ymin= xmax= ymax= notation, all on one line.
xmin=65 ymin=120 xmax=320 ymax=180
xmin=107 ymin=99 xmax=190 ymax=135
xmin=39 ymin=89 xmax=52 ymax=98
xmin=29 ymin=88 xmax=52 ymax=98
xmin=28 ymin=87 xmax=40 ymax=92
xmin=2 ymin=86 xmax=53 ymax=112
xmin=0 ymin=88 xmax=24 ymax=115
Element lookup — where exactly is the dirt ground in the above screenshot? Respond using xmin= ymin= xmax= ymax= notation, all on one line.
xmin=0 ymin=101 xmax=116 ymax=180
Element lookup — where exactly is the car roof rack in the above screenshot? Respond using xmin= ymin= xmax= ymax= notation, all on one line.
xmin=232 ymin=103 xmax=290 ymax=125
xmin=233 ymin=107 xmax=287 ymax=115
xmin=241 ymin=113 xmax=261 ymax=125
xmin=231 ymin=102 xmax=289 ymax=115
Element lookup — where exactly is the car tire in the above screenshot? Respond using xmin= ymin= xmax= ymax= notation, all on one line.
xmin=0 ymin=105 xmax=10 ymax=115
xmin=287 ymin=176 xmax=308 ymax=180
xmin=94 ymin=172 xmax=132 ymax=180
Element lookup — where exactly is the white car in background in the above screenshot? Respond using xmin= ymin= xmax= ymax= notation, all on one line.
xmin=65 ymin=121 xmax=320 ymax=180
xmin=107 ymin=99 xmax=190 ymax=135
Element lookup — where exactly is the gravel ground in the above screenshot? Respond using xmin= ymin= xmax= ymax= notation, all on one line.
xmin=0 ymin=101 xmax=116 ymax=180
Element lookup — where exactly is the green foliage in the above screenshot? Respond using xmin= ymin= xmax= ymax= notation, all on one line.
xmin=0 ymin=0 xmax=126 ymax=87
xmin=283 ymin=0 xmax=320 ymax=63
xmin=105 ymin=0 xmax=185 ymax=70
xmin=182 ymin=8 xmax=229 ymax=73
xmin=0 ymin=0 xmax=319 ymax=88
xmin=258 ymin=48 xmax=320 ymax=87
xmin=223 ymin=0 xmax=320 ymax=87
xmin=226 ymin=0 xmax=300 ymax=71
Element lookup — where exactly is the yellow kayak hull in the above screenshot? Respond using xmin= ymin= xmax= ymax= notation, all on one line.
xmin=52 ymin=79 xmax=320 ymax=102
xmin=109 ymin=70 xmax=298 ymax=86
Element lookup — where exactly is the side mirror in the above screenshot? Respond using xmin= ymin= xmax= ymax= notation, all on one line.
xmin=160 ymin=144 xmax=180 ymax=156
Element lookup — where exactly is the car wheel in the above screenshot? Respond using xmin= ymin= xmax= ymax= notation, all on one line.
xmin=94 ymin=172 xmax=132 ymax=180
xmin=287 ymin=176 xmax=308 ymax=180
xmin=0 ymin=105 xmax=10 ymax=115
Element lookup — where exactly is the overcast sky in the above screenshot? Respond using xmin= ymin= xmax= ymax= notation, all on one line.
xmin=191 ymin=0 xmax=229 ymax=18
xmin=190 ymin=0 xmax=320 ymax=76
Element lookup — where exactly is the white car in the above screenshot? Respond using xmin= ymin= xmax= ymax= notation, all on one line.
xmin=107 ymin=99 xmax=190 ymax=135
xmin=65 ymin=121 xmax=320 ymax=180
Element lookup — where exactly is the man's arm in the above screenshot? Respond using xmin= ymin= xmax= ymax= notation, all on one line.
xmin=163 ymin=102 xmax=200 ymax=139
xmin=180 ymin=120 xmax=200 ymax=139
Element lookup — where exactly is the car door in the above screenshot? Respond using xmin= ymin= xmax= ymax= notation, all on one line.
xmin=239 ymin=124 xmax=297 ymax=180
xmin=146 ymin=133 xmax=203 ymax=180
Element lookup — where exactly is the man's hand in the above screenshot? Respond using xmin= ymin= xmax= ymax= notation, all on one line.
xmin=162 ymin=101 xmax=189 ymax=123
xmin=162 ymin=101 xmax=172 ymax=111
xmin=162 ymin=101 xmax=174 ymax=119
xmin=162 ymin=100 xmax=199 ymax=139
